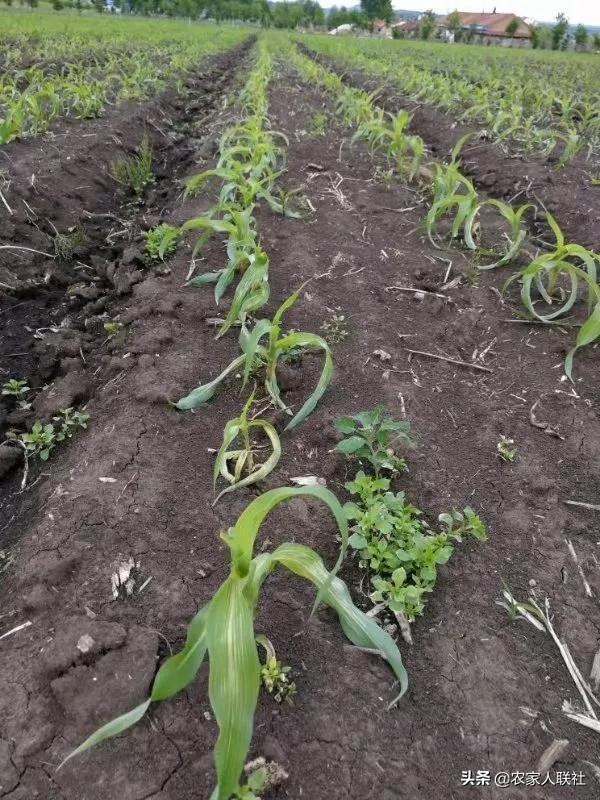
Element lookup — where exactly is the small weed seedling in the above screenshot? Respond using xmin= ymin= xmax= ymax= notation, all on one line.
xmin=257 ymin=636 xmax=296 ymax=705
xmin=111 ymin=134 xmax=153 ymax=196
xmin=236 ymin=759 xmax=288 ymax=800
xmin=335 ymin=407 xmax=414 ymax=476
xmin=145 ymin=223 xmax=180 ymax=263
xmin=61 ymin=487 xmax=407 ymax=799
xmin=310 ymin=111 xmax=328 ymax=137
xmin=497 ymin=435 xmax=517 ymax=462
xmin=2 ymin=379 xmax=30 ymax=399
xmin=103 ymin=321 xmax=125 ymax=335
xmin=320 ymin=312 xmax=348 ymax=345
xmin=53 ymin=226 xmax=86 ymax=262
xmin=18 ymin=407 xmax=89 ymax=461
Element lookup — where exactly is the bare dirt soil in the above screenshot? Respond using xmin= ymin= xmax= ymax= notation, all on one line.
xmin=1 ymin=51 xmax=599 ymax=800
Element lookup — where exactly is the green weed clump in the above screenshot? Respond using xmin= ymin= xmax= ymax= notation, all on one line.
xmin=110 ymin=135 xmax=153 ymax=196
xmin=335 ymin=407 xmax=414 ymax=476
xmin=16 ymin=408 xmax=89 ymax=461
xmin=345 ymin=472 xmax=486 ymax=629
xmin=144 ymin=223 xmax=180 ymax=263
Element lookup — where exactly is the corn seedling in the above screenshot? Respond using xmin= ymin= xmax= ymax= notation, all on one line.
xmin=144 ymin=223 xmax=180 ymax=263
xmin=467 ymin=200 xmax=533 ymax=269
xmin=110 ymin=134 xmax=153 ymax=196
xmin=335 ymin=407 xmax=414 ymax=477
xmin=504 ymin=213 xmax=600 ymax=379
xmin=425 ymin=159 xmax=479 ymax=249
xmin=213 ymin=392 xmax=281 ymax=505
xmin=182 ymin=42 xmax=297 ymax=333
xmin=176 ymin=287 xmax=333 ymax=431
xmin=497 ymin=435 xmax=517 ymax=462
xmin=60 ymin=486 xmax=408 ymax=798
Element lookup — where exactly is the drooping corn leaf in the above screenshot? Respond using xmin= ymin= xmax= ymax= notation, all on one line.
xmin=175 ymin=354 xmax=246 ymax=411
xmin=206 ymin=575 xmax=260 ymax=800
xmin=276 ymin=332 xmax=333 ymax=430
xmin=272 ymin=542 xmax=408 ymax=707
xmin=58 ymin=700 xmax=151 ymax=769
xmin=214 ymin=421 xmax=281 ymax=505
xmin=565 ymin=301 xmax=600 ymax=381
xmin=151 ymin=605 xmax=209 ymax=701
xmin=226 ymin=485 xmax=348 ymax=579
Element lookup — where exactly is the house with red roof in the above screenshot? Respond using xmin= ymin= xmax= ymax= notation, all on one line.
xmin=438 ymin=11 xmax=532 ymax=46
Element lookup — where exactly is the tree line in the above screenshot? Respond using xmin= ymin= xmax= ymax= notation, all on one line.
xmin=2 ymin=0 xmax=599 ymax=47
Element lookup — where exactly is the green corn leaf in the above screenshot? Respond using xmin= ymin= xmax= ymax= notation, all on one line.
xmin=187 ymin=271 xmax=224 ymax=287
xmin=276 ymin=332 xmax=333 ymax=430
xmin=565 ymin=301 xmax=600 ymax=381
xmin=240 ymin=318 xmax=271 ymax=386
xmin=175 ymin=354 xmax=246 ymax=411
xmin=206 ymin=575 xmax=260 ymax=800
xmin=58 ymin=699 xmax=151 ymax=770
xmin=272 ymin=542 xmax=408 ymax=707
xmin=226 ymin=485 xmax=348 ymax=580
xmin=151 ymin=605 xmax=209 ymax=701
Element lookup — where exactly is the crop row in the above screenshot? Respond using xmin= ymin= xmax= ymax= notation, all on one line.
xmin=0 ymin=13 xmax=248 ymax=143
xmin=287 ymin=42 xmax=600 ymax=379
xmin=55 ymin=37 xmax=422 ymax=800
xmin=302 ymin=34 xmax=600 ymax=166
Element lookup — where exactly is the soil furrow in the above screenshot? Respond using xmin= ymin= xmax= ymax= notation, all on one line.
xmin=0 ymin=58 xmax=598 ymax=800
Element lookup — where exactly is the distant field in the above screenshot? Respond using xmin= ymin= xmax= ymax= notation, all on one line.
xmin=303 ymin=34 xmax=600 ymax=164
xmin=0 ymin=9 xmax=248 ymax=142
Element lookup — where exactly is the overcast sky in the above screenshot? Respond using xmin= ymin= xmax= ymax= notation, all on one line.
xmin=393 ymin=1 xmax=600 ymax=26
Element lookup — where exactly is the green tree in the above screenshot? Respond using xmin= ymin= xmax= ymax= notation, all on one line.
xmin=360 ymin=0 xmax=393 ymax=23
xmin=447 ymin=9 xmax=463 ymax=40
xmin=574 ymin=24 xmax=588 ymax=49
xmin=419 ymin=9 xmax=436 ymax=40
xmin=505 ymin=17 xmax=519 ymax=37
xmin=551 ymin=12 xmax=569 ymax=50
xmin=594 ymin=33 xmax=600 ymax=50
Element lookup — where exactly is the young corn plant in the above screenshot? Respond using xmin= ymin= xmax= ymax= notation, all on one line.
xmin=466 ymin=200 xmax=533 ymax=269
xmin=182 ymin=42 xmax=296 ymax=333
xmin=504 ymin=213 xmax=600 ymax=379
xmin=212 ymin=392 xmax=281 ymax=505
xmin=183 ymin=208 xmax=270 ymax=337
xmin=60 ymin=486 xmax=408 ymax=799
xmin=176 ymin=287 xmax=333 ymax=431
xmin=425 ymin=159 xmax=479 ymax=249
